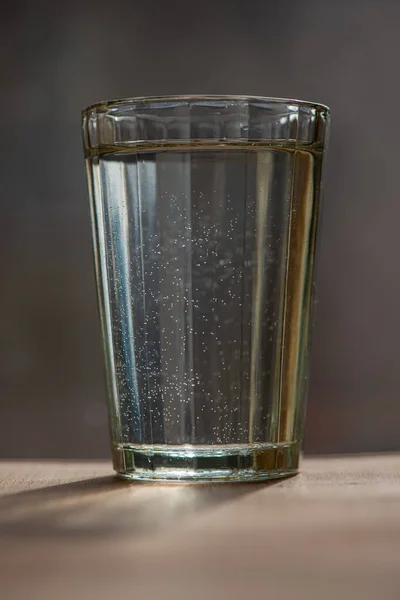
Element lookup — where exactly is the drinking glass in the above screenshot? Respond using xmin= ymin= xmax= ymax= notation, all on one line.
xmin=82 ymin=95 xmax=330 ymax=481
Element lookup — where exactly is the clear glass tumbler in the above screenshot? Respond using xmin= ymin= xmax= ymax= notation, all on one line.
xmin=82 ymin=95 xmax=330 ymax=481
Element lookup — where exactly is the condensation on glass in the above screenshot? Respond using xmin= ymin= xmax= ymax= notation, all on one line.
xmin=82 ymin=95 xmax=330 ymax=481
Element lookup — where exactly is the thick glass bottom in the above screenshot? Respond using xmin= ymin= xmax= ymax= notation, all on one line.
xmin=112 ymin=441 xmax=300 ymax=482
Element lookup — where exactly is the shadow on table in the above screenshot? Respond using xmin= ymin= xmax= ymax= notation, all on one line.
xmin=0 ymin=474 xmax=285 ymax=540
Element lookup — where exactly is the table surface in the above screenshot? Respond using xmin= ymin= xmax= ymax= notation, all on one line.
xmin=0 ymin=455 xmax=399 ymax=599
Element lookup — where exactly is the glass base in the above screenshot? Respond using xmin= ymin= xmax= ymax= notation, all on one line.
xmin=112 ymin=442 xmax=300 ymax=482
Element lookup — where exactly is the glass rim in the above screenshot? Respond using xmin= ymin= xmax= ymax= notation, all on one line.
xmin=82 ymin=94 xmax=330 ymax=116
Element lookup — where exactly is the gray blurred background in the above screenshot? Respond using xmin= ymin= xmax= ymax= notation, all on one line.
xmin=1 ymin=0 xmax=399 ymax=458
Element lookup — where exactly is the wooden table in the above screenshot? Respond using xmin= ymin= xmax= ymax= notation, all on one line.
xmin=0 ymin=455 xmax=399 ymax=599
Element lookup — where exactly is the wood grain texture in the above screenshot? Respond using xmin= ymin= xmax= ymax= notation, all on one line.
xmin=0 ymin=455 xmax=399 ymax=600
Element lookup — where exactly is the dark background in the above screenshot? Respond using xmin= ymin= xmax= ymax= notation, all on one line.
xmin=1 ymin=0 xmax=399 ymax=458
